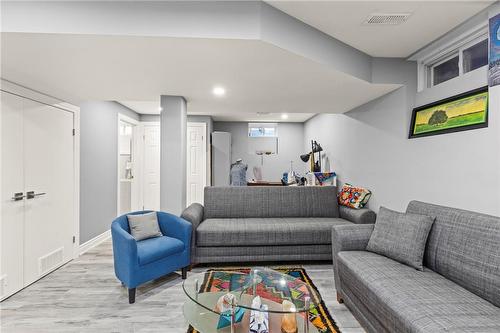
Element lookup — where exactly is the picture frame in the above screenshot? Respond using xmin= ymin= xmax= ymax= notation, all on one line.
xmin=408 ymin=86 xmax=489 ymax=139
xmin=489 ymin=13 xmax=500 ymax=87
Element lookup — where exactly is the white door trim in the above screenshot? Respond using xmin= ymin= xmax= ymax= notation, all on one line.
xmin=186 ymin=122 xmax=207 ymax=206
xmin=72 ymin=100 xmax=80 ymax=259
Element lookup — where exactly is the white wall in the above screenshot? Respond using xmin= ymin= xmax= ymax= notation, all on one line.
xmin=79 ymin=101 xmax=140 ymax=243
xmin=214 ymin=122 xmax=306 ymax=182
xmin=305 ymin=56 xmax=499 ymax=216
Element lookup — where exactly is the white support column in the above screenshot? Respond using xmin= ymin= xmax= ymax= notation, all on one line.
xmin=160 ymin=95 xmax=187 ymax=215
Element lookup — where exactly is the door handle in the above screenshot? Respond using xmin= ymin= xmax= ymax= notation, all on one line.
xmin=11 ymin=192 xmax=26 ymax=201
xmin=26 ymin=191 xmax=46 ymax=199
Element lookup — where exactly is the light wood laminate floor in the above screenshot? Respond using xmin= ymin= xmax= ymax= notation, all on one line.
xmin=1 ymin=240 xmax=364 ymax=333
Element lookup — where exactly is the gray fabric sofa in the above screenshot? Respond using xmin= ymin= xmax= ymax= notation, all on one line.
xmin=181 ymin=186 xmax=376 ymax=264
xmin=332 ymin=200 xmax=500 ymax=333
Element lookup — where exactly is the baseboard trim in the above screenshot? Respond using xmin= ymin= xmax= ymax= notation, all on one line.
xmin=79 ymin=230 xmax=111 ymax=255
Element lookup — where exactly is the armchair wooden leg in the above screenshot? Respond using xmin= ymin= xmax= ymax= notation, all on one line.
xmin=128 ymin=288 xmax=136 ymax=304
xmin=336 ymin=292 xmax=344 ymax=304
xmin=182 ymin=267 xmax=188 ymax=279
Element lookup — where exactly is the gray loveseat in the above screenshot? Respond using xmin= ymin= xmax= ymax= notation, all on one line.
xmin=181 ymin=186 xmax=375 ymax=264
xmin=332 ymin=200 xmax=500 ymax=333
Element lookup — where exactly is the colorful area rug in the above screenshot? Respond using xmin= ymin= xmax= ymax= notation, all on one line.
xmin=187 ymin=267 xmax=341 ymax=333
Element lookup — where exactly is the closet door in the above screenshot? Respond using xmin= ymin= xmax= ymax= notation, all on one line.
xmin=186 ymin=123 xmax=206 ymax=206
xmin=22 ymin=100 xmax=75 ymax=285
xmin=142 ymin=124 xmax=161 ymax=210
xmin=0 ymin=91 xmax=25 ymax=298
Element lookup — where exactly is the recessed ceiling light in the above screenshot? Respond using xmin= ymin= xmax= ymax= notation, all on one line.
xmin=212 ymin=86 xmax=226 ymax=97
xmin=281 ymin=113 xmax=289 ymax=120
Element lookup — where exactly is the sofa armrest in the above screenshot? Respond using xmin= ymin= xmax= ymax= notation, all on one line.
xmin=332 ymin=224 xmax=374 ymax=296
xmin=111 ymin=221 xmax=139 ymax=286
xmin=157 ymin=212 xmax=192 ymax=248
xmin=332 ymin=224 xmax=374 ymax=253
xmin=339 ymin=205 xmax=376 ymax=224
xmin=180 ymin=203 xmax=204 ymax=263
xmin=181 ymin=203 xmax=204 ymax=230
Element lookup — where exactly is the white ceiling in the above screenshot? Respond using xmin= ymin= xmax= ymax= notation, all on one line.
xmin=1 ymin=2 xmax=492 ymax=122
xmin=1 ymin=33 xmax=399 ymax=122
xmin=119 ymin=101 xmax=160 ymax=115
xmin=266 ymin=1 xmax=494 ymax=57
xmin=119 ymin=100 xmax=314 ymax=122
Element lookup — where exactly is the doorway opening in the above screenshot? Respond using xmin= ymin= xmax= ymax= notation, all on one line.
xmin=118 ymin=115 xmax=139 ymax=215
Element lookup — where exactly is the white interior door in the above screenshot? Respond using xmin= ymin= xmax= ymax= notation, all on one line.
xmin=186 ymin=122 xmax=206 ymax=206
xmin=142 ymin=124 xmax=160 ymax=211
xmin=22 ymin=99 xmax=75 ymax=286
xmin=1 ymin=91 xmax=25 ymax=298
xmin=0 ymin=90 xmax=76 ymax=299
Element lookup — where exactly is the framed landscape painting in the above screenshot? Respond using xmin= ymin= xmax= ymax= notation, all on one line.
xmin=409 ymin=86 xmax=488 ymax=139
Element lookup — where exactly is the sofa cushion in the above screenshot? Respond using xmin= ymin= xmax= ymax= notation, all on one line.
xmin=406 ymin=201 xmax=500 ymax=307
xmin=366 ymin=207 xmax=434 ymax=270
xmin=196 ymin=217 xmax=352 ymax=246
xmin=338 ymin=251 xmax=500 ymax=332
xmin=196 ymin=244 xmax=333 ymax=263
xmin=137 ymin=236 xmax=185 ymax=266
xmin=204 ymin=186 xmax=339 ymax=219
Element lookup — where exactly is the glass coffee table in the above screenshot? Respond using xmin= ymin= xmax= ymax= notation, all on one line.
xmin=183 ymin=267 xmax=320 ymax=333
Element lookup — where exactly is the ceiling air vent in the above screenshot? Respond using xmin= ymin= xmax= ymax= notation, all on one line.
xmin=364 ymin=13 xmax=411 ymax=25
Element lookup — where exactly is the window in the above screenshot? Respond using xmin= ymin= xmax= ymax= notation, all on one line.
xmin=248 ymin=123 xmax=278 ymax=155
xmin=248 ymin=123 xmax=278 ymax=137
xmin=431 ymin=54 xmax=459 ymax=86
xmin=427 ymin=37 xmax=488 ymax=88
xmin=463 ymin=39 xmax=488 ymax=73
xmin=419 ymin=28 xmax=488 ymax=90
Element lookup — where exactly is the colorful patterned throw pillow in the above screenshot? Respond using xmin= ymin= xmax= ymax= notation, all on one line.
xmin=338 ymin=183 xmax=372 ymax=209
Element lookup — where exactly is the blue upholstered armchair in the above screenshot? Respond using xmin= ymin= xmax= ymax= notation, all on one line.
xmin=111 ymin=211 xmax=192 ymax=303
